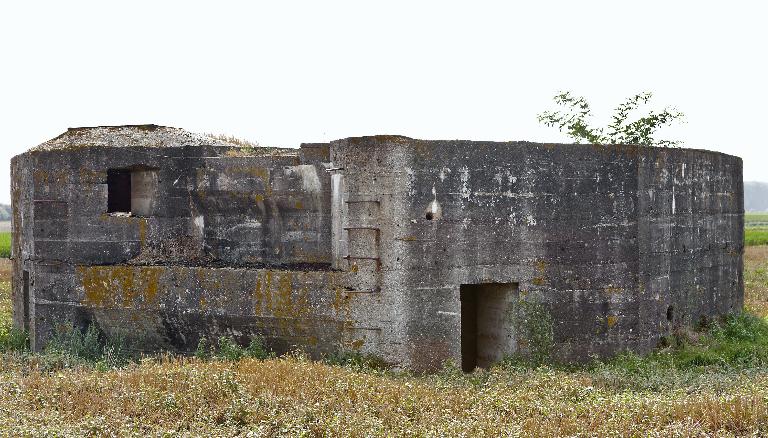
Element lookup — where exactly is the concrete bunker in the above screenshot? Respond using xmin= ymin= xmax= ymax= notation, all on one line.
xmin=10 ymin=126 xmax=744 ymax=372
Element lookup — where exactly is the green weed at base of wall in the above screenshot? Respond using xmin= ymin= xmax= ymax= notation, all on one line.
xmin=518 ymin=300 xmax=554 ymax=364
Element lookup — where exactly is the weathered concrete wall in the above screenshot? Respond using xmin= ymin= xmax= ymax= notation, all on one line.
xmin=12 ymin=127 xmax=743 ymax=372
xmin=637 ymin=148 xmax=743 ymax=332
xmin=330 ymin=137 xmax=743 ymax=370
xmin=12 ymin=127 xmax=351 ymax=352
xmin=23 ymin=146 xmax=331 ymax=268
xmin=30 ymin=264 xmax=373 ymax=355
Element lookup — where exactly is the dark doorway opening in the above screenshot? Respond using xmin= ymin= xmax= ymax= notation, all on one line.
xmin=107 ymin=169 xmax=132 ymax=213
xmin=460 ymin=283 xmax=516 ymax=372
xmin=22 ymin=270 xmax=30 ymax=331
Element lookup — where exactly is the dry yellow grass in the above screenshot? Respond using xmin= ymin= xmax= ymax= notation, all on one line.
xmin=745 ymin=246 xmax=768 ymax=317
xmin=0 ymin=259 xmax=11 ymax=330
xmin=2 ymin=355 xmax=768 ymax=436
xmin=1 ymin=249 xmax=768 ymax=436
xmin=0 ymin=258 xmax=11 ymax=281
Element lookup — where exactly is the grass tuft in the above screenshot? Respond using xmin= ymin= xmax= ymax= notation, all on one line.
xmin=324 ymin=350 xmax=390 ymax=372
xmin=0 ymin=326 xmax=28 ymax=352
xmin=195 ymin=335 xmax=273 ymax=361
xmin=43 ymin=324 xmax=129 ymax=370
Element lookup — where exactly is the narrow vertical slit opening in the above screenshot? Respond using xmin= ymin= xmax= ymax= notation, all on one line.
xmin=22 ymin=270 xmax=30 ymax=332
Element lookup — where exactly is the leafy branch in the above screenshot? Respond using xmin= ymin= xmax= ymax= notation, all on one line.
xmin=538 ymin=91 xmax=685 ymax=147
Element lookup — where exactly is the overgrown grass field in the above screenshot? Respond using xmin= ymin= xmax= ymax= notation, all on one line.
xmin=2 ymin=247 xmax=768 ymax=435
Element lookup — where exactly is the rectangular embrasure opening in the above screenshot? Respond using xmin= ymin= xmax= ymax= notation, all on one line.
xmin=107 ymin=169 xmax=132 ymax=213
xmin=22 ymin=270 xmax=30 ymax=331
xmin=460 ymin=283 xmax=517 ymax=372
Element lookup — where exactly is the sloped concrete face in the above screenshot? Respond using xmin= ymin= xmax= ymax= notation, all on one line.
xmin=12 ymin=127 xmax=743 ymax=371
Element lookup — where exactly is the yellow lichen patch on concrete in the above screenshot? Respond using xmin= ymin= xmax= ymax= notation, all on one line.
xmin=33 ymin=170 xmax=69 ymax=185
xmin=196 ymin=268 xmax=222 ymax=293
xmin=253 ymin=275 xmax=263 ymax=313
xmin=77 ymin=265 xmax=164 ymax=309
xmin=603 ymin=285 xmax=624 ymax=295
xmin=532 ymin=260 xmax=547 ymax=286
xmin=607 ymin=315 xmax=618 ymax=328
xmin=253 ymin=270 xmax=274 ymax=314
xmin=275 ymin=272 xmax=294 ymax=320
xmin=251 ymin=270 xmax=315 ymax=336
xmin=329 ymin=272 xmax=353 ymax=319
xmin=278 ymin=274 xmax=311 ymax=322
xmin=78 ymin=265 xmax=120 ymax=308
xmin=332 ymin=286 xmax=351 ymax=315
xmin=138 ymin=267 xmax=162 ymax=305
xmin=228 ymin=166 xmax=269 ymax=180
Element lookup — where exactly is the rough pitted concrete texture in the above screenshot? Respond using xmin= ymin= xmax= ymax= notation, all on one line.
xmin=11 ymin=126 xmax=744 ymax=372
xmin=32 ymin=125 xmax=234 ymax=151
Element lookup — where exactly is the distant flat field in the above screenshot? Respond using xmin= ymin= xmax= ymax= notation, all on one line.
xmin=0 ymin=222 xmax=9 ymax=233
xmin=747 ymin=213 xmax=768 ymax=227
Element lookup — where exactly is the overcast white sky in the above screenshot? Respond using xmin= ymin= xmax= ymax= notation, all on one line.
xmin=1 ymin=1 xmax=765 ymax=204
